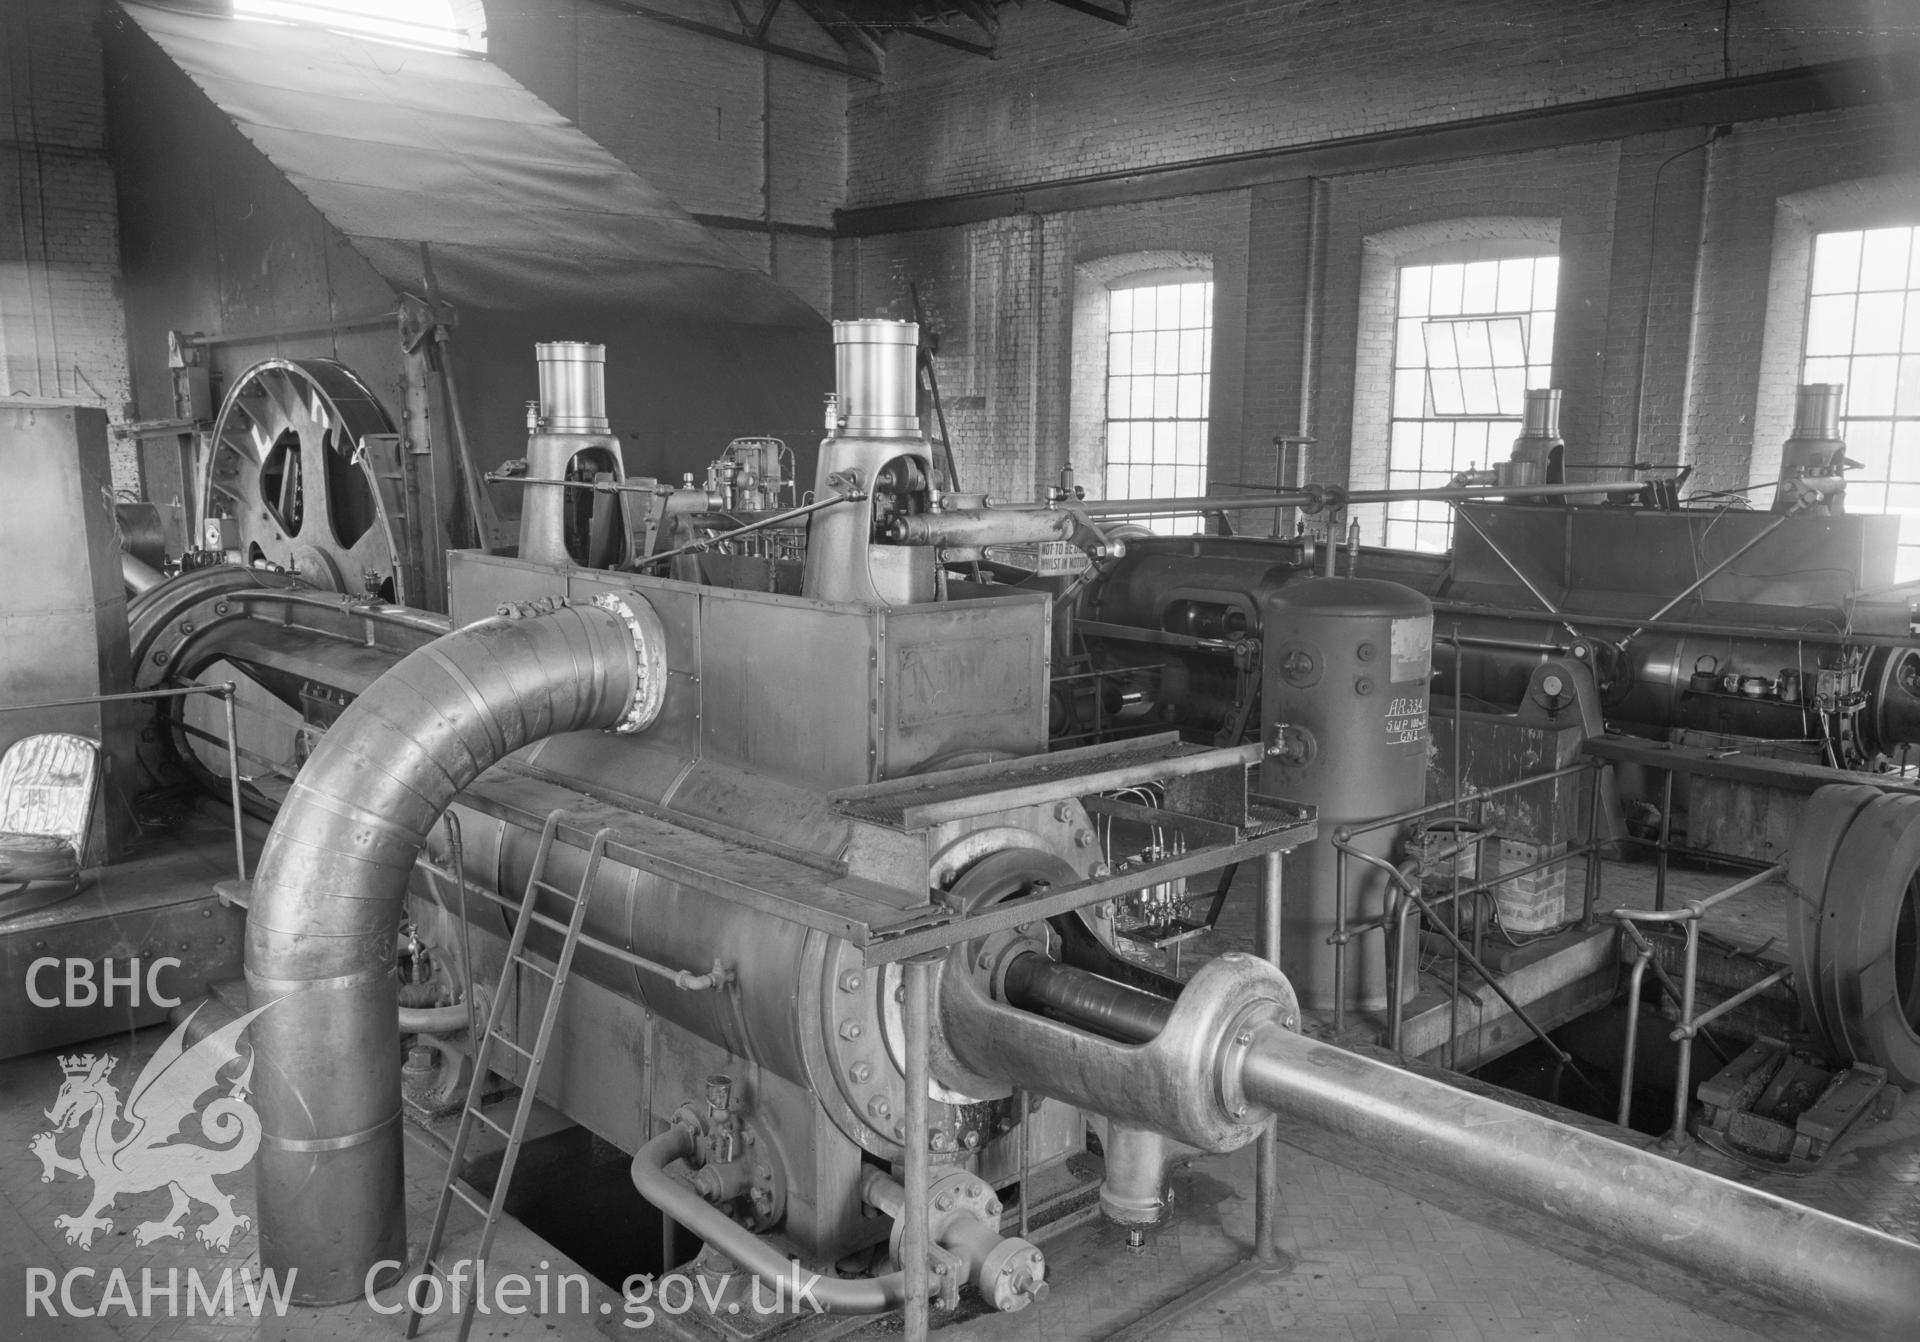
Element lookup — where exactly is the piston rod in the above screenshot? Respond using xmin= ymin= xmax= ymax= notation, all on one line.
xmin=1000 ymin=954 xmax=1171 ymax=1042
xmin=1236 ymin=1023 xmax=1920 ymax=1338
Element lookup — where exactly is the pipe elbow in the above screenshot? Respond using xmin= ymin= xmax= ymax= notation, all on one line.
xmin=244 ymin=593 xmax=667 ymax=1302
xmin=630 ymin=1128 xmax=918 ymax=1314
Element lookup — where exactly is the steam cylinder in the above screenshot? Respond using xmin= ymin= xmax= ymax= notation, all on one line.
xmin=1259 ymin=578 xmax=1432 ymax=1012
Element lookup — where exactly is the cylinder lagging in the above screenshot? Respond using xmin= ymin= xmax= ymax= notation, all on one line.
xmin=244 ymin=593 xmax=665 ymax=1303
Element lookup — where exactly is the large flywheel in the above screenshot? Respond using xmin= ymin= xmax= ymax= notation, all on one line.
xmin=196 ymin=359 xmax=411 ymax=603
xmin=1789 ymin=784 xmax=1920 ymax=1083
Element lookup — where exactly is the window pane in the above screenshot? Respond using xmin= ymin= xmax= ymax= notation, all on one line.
xmin=1400 ymin=267 xmax=1431 ymax=317
xmin=1854 ymin=292 xmax=1905 ymax=354
xmin=1109 ymin=333 xmax=1130 ymax=375
xmin=1811 ymin=231 xmax=1862 ymax=295
xmin=1496 ymin=258 xmax=1534 ymax=313
xmin=1132 ymin=287 xmax=1156 ymax=330
xmin=1176 ymin=422 xmax=1202 ymax=464
xmin=1423 ymin=323 xmax=1460 ymax=368
xmin=1802 ymin=356 xmax=1848 ymax=388
xmin=1179 ymin=329 xmax=1204 ymax=373
xmin=1532 ymin=257 xmax=1560 ymax=311
xmin=1495 ymin=367 xmax=1526 ymax=417
xmin=1454 ymin=320 xmax=1494 ymax=369
xmin=1108 ymin=421 xmax=1132 ymax=462
xmin=1461 ymin=261 xmax=1499 ymax=313
xmin=1898 ymin=357 xmax=1920 ymax=417
xmin=1130 ymin=379 xmax=1154 ymax=418
xmin=1396 ymin=318 xmax=1425 ymax=369
xmin=1178 ymin=374 xmax=1206 ymax=419
xmin=1110 ymin=288 xmax=1134 ymax=331
xmin=1430 ymin=263 xmax=1464 ymax=316
xmin=1850 ymin=420 xmax=1894 ymax=480
xmin=1394 ymin=368 xmax=1427 ymax=415
xmin=1529 ymin=311 xmax=1555 ymax=363
xmin=1152 ymin=377 xmax=1178 ymax=418
xmin=1180 ymin=283 xmax=1207 ymax=327
xmin=1429 ymin=369 xmax=1465 ymax=416
xmin=1850 ymin=355 xmax=1900 ymax=416
xmin=1489 ymin=319 xmax=1526 ymax=367
xmin=1806 ymin=294 xmax=1857 ymax=356
xmin=1420 ymin=421 xmax=1455 ymax=470
xmin=1893 ymin=422 xmax=1920 ymax=478
xmin=1155 ymin=330 xmax=1179 ymax=371
xmin=1457 ymin=368 xmax=1496 ymax=416
xmin=1860 ymin=228 xmax=1911 ymax=291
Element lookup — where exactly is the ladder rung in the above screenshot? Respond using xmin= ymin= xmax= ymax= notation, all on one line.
xmin=511 ymin=957 xmax=556 ymax=979
xmin=529 ymin=879 xmax=580 ymax=900
xmin=487 ymin=1034 xmax=534 ymax=1062
xmin=470 ymin=1109 xmax=513 ymax=1141
xmin=449 ymin=1182 xmax=490 ymax=1216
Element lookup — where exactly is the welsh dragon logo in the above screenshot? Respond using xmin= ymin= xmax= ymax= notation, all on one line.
xmin=30 ymin=1002 xmax=273 ymax=1253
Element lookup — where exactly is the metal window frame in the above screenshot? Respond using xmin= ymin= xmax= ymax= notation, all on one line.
xmin=1103 ymin=279 xmax=1215 ymax=535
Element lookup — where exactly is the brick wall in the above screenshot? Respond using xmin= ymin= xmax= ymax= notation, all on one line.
xmin=0 ymin=0 xmax=135 ymax=487
xmin=488 ymin=0 xmax=847 ymax=316
xmin=835 ymin=0 xmax=1920 ymax=512
xmin=847 ymin=0 xmax=1895 ymax=208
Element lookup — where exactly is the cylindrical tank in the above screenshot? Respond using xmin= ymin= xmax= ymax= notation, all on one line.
xmin=833 ymin=319 xmax=920 ymax=438
xmin=535 ymin=341 xmax=609 ymax=434
xmin=1259 ymin=578 xmax=1432 ymax=1012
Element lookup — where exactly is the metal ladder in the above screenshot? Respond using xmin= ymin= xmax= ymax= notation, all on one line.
xmin=406 ymin=811 xmax=611 ymax=1342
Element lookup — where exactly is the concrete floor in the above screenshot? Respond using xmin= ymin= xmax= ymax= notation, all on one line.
xmin=1 ymin=853 xmax=1912 ymax=1342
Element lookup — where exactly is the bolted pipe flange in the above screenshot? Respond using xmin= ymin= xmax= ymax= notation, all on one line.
xmin=590 ymin=591 xmax=669 ymax=732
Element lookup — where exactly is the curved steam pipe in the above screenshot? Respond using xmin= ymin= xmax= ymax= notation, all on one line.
xmin=631 ymin=1127 xmax=929 ymax=1313
xmin=244 ymin=595 xmax=663 ymax=1303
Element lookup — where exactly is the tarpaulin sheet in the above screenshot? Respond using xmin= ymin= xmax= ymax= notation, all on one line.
xmin=120 ymin=2 xmax=823 ymax=328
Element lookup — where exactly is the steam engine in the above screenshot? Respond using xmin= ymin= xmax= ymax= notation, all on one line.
xmin=92 ymin=327 xmax=1920 ymax=1339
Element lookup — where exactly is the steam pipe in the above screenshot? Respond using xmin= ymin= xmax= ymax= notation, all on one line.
xmin=885 ymin=507 xmax=1076 ymax=549
xmin=122 ymin=551 xmax=165 ymax=595
xmin=244 ymin=596 xmax=661 ymax=1303
xmin=630 ymin=1126 xmax=931 ymax=1313
xmin=1237 ymin=1023 xmax=1920 ymax=1338
xmin=397 ymin=1002 xmax=472 ymax=1035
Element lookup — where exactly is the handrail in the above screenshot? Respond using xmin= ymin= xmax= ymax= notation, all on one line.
xmin=1609 ymin=863 xmax=1788 ymax=1146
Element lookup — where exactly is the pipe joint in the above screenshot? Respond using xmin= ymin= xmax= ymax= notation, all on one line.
xmin=589 ymin=592 xmax=668 ymax=733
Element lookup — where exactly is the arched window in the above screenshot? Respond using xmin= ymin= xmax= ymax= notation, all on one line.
xmin=234 ymin=0 xmax=484 ymax=53
xmin=1070 ymin=253 xmax=1213 ymax=536
xmin=1749 ymin=176 xmax=1920 ymax=579
xmin=1351 ymin=219 xmax=1560 ymax=550
xmin=1801 ymin=225 xmax=1920 ymax=576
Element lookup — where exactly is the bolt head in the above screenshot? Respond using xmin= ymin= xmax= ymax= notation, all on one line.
xmin=849 ymin=1062 xmax=872 ymax=1083
xmin=962 ymin=1130 xmax=980 ymax=1148
xmin=935 ymin=1192 xmax=954 ymax=1211
xmin=868 ymin=1097 xmax=892 ymax=1120
xmin=1233 ymin=1104 xmax=1249 ymax=1119
xmin=838 ymin=970 xmax=863 ymax=992
xmin=1235 ymin=1029 xmax=1254 ymax=1046
xmin=839 ymin=1020 xmax=863 ymax=1040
